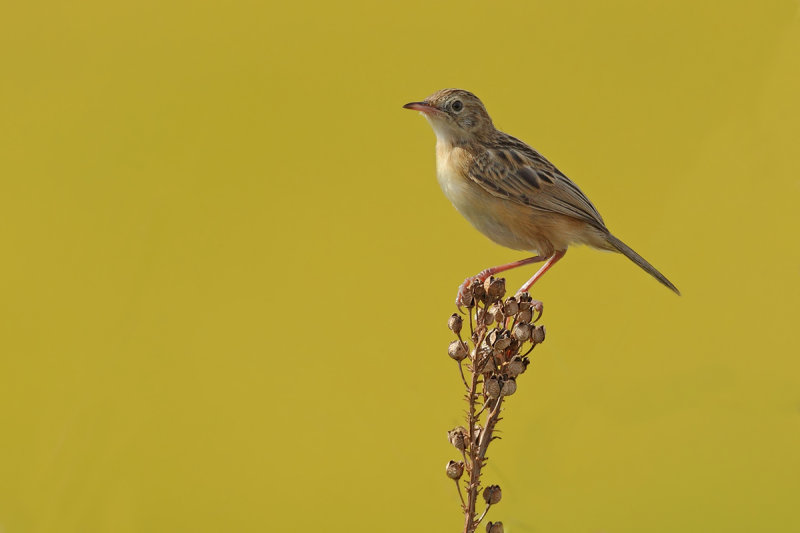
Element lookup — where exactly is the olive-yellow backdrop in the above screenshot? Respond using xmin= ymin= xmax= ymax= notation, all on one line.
xmin=1 ymin=1 xmax=798 ymax=531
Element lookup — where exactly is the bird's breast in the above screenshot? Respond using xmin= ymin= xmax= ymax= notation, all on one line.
xmin=435 ymin=143 xmax=548 ymax=252
xmin=435 ymin=144 xmax=473 ymax=209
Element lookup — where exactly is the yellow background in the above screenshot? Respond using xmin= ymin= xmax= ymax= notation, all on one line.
xmin=1 ymin=0 xmax=799 ymax=531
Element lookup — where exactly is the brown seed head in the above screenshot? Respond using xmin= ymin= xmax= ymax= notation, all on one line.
xmin=532 ymin=325 xmax=546 ymax=344
xmin=448 ymin=313 xmax=463 ymax=334
xmin=491 ymin=304 xmax=505 ymax=324
xmin=446 ymin=460 xmax=465 ymax=480
xmin=506 ymin=355 xmax=527 ymax=377
xmin=503 ymin=297 xmax=519 ymax=316
xmin=471 ymin=279 xmax=486 ymax=304
xmin=483 ymin=484 xmax=502 ymax=505
xmin=516 ymin=308 xmax=533 ymax=324
xmin=486 ymin=521 xmax=504 ymax=533
xmin=447 ymin=426 xmax=469 ymax=451
xmin=484 ymin=375 xmax=501 ymax=399
xmin=494 ymin=332 xmax=512 ymax=352
xmin=448 ymin=340 xmax=468 ymax=362
xmin=501 ymin=377 xmax=517 ymax=396
xmin=484 ymin=277 xmax=506 ymax=303
xmin=512 ymin=322 xmax=532 ymax=342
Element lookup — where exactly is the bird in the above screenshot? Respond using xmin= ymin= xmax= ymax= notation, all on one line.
xmin=403 ymin=88 xmax=679 ymax=308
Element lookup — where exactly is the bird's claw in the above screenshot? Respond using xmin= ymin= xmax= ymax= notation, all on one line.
xmin=455 ymin=277 xmax=475 ymax=314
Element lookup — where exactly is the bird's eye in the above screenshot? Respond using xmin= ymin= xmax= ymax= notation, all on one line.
xmin=451 ymin=100 xmax=463 ymax=112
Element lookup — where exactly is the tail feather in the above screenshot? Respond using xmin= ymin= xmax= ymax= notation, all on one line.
xmin=605 ymin=233 xmax=680 ymax=295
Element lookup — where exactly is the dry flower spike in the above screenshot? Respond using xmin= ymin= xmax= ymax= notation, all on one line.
xmin=443 ymin=277 xmax=547 ymax=532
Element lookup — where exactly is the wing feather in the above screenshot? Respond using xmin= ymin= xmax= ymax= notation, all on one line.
xmin=467 ymin=134 xmax=606 ymax=230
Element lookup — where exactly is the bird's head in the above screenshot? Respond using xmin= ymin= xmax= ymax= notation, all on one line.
xmin=403 ymin=88 xmax=494 ymax=145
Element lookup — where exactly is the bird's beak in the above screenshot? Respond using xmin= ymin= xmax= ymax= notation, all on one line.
xmin=403 ymin=101 xmax=439 ymax=115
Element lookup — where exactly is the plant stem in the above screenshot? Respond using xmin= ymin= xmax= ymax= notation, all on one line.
xmin=454 ymin=479 xmax=466 ymax=509
xmin=464 ymin=342 xmax=482 ymax=532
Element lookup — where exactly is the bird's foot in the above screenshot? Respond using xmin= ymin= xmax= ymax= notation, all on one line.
xmin=455 ymin=277 xmax=478 ymax=313
xmin=514 ymin=291 xmax=544 ymax=322
xmin=456 ymin=269 xmax=510 ymax=313
xmin=455 ymin=271 xmax=495 ymax=312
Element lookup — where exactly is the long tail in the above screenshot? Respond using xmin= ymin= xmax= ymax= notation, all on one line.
xmin=605 ymin=233 xmax=680 ymax=295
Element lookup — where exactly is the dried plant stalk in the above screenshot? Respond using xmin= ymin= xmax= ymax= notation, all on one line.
xmin=444 ymin=277 xmax=546 ymax=533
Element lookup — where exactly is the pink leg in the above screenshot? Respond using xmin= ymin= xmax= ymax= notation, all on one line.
xmin=513 ymin=250 xmax=567 ymax=321
xmin=473 ymin=255 xmax=548 ymax=281
xmin=517 ymin=250 xmax=566 ymax=294
xmin=456 ymin=255 xmax=547 ymax=307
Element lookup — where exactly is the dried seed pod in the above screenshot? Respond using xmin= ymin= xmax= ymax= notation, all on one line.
xmin=447 ymin=426 xmax=468 ymax=451
xmin=475 ymin=307 xmax=483 ymax=326
xmin=492 ymin=304 xmax=505 ymax=324
xmin=471 ymin=280 xmax=486 ymax=304
xmin=486 ymin=521 xmax=504 ymax=533
xmin=473 ymin=425 xmax=483 ymax=446
xmin=501 ymin=377 xmax=517 ymax=396
xmin=446 ymin=460 xmax=465 ymax=480
xmin=506 ymin=355 xmax=527 ymax=377
xmin=484 ymin=375 xmax=501 ymax=399
xmin=512 ymin=322 xmax=532 ymax=342
xmin=532 ymin=325 xmax=546 ymax=344
xmin=494 ymin=332 xmax=512 ymax=352
xmin=484 ymin=277 xmax=506 ymax=303
xmin=483 ymin=484 xmax=502 ymax=505
xmin=516 ymin=308 xmax=533 ymax=324
xmin=488 ymin=350 xmax=502 ymax=368
xmin=503 ymin=297 xmax=519 ymax=316
xmin=476 ymin=307 xmax=493 ymax=327
xmin=448 ymin=313 xmax=463 ymax=334
xmin=448 ymin=340 xmax=468 ymax=362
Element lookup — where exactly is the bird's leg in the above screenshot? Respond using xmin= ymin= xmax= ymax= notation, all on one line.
xmin=456 ymin=255 xmax=547 ymax=309
xmin=516 ymin=250 xmax=567 ymax=293
xmin=515 ymin=250 xmax=567 ymax=319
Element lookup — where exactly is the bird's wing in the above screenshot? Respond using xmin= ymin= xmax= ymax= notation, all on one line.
xmin=467 ymin=135 xmax=607 ymax=230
